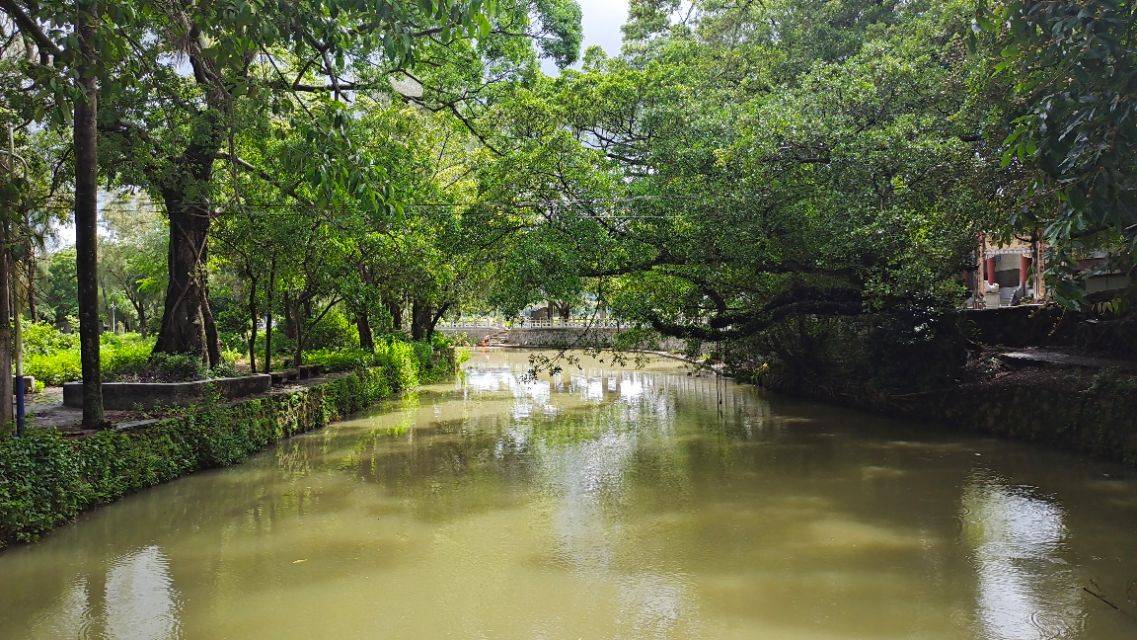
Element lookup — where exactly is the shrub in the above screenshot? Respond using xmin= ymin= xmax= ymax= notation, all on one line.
xmin=0 ymin=342 xmax=459 ymax=549
xmin=305 ymin=348 xmax=375 ymax=373
xmin=101 ymin=340 xmax=156 ymax=381
xmin=21 ymin=321 xmax=78 ymax=356
xmin=0 ymin=430 xmax=85 ymax=544
xmin=306 ymin=308 xmax=358 ymax=350
xmin=24 ymin=350 xmax=82 ymax=386
xmin=24 ymin=332 xmax=246 ymax=384
xmin=25 ymin=332 xmax=156 ymax=385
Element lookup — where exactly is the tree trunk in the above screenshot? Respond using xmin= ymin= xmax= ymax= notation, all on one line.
xmin=0 ymin=219 xmax=13 ymax=431
xmin=411 ymin=299 xmax=432 ymax=341
xmin=384 ymin=294 xmax=402 ymax=333
xmin=247 ymin=276 xmax=258 ymax=373
xmin=154 ymin=193 xmax=218 ymax=365
xmin=356 ymin=312 xmax=375 ymax=352
xmin=131 ymin=297 xmax=147 ymax=337
xmin=201 ymin=282 xmax=221 ymax=367
xmin=264 ymin=256 xmax=275 ymax=373
xmin=285 ymin=293 xmax=305 ymax=372
xmin=23 ymin=224 xmax=36 ymax=322
xmin=428 ymin=302 xmax=451 ymax=339
xmin=282 ymin=303 xmax=298 ymax=341
xmin=75 ymin=0 xmax=106 ymax=428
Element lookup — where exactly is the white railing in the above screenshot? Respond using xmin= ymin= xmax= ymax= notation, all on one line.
xmin=516 ymin=319 xmax=624 ymax=329
xmin=439 ymin=319 xmax=624 ymax=330
xmin=438 ymin=322 xmax=506 ymax=330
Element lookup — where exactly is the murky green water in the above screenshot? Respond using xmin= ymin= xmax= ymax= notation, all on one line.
xmin=2 ymin=350 xmax=1136 ymax=639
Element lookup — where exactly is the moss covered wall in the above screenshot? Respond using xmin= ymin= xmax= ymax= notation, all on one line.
xmin=0 ymin=347 xmax=460 ymax=551
xmin=763 ymin=372 xmax=1137 ymax=466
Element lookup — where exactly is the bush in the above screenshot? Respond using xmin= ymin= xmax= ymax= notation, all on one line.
xmin=101 ymin=340 xmax=156 ymax=381
xmin=23 ymin=350 xmax=82 ymax=386
xmin=21 ymin=321 xmax=78 ymax=356
xmin=305 ymin=348 xmax=375 ymax=373
xmin=0 ymin=342 xmax=459 ymax=549
xmin=306 ymin=308 xmax=358 ymax=350
xmin=23 ymin=331 xmax=244 ymax=384
xmin=24 ymin=332 xmax=155 ymax=385
xmin=305 ymin=335 xmax=462 ymax=385
xmin=0 ymin=430 xmax=85 ymax=543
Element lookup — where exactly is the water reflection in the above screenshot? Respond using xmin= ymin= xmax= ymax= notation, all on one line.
xmin=104 ymin=546 xmax=181 ymax=640
xmin=1 ymin=350 xmax=1135 ymax=639
xmin=961 ymin=473 xmax=1082 ymax=639
xmin=21 ymin=545 xmax=180 ymax=640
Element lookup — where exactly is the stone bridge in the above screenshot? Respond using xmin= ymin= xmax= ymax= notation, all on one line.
xmin=437 ymin=321 xmax=624 ymax=349
xmin=437 ymin=321 xmax=691 ymax=352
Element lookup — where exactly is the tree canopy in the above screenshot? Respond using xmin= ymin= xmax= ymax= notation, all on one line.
xmin=2 ymin=0 xmax=1134 ymax=428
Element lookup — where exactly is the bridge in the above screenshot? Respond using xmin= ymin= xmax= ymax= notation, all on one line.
xmin=437 ymin=319 xmax=625 ymax=348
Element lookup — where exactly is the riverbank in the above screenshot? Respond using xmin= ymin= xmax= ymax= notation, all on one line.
xmin=0 ymin=346 xmax=463 ymax=551
xmin=747 ymin=353 xmax=1137 ymax=466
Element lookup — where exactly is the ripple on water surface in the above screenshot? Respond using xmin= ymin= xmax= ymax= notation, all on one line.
xmin=1 ymin=349 xmax=1136 ymax=639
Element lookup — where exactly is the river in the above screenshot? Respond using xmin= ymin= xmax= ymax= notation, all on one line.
xmin=1 ymin=349 xmax=1135 ymax=639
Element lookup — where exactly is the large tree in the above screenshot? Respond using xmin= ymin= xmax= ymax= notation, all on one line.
xmin=477 ymin=0 xmax=1006 ymax=344
xmin=91 ymin=0 xmax=582 ymax=365
xmin=0 ymin=0 xmax=129 ymax=427
xmin=980 ymin=0 xmax=1136 ymax=304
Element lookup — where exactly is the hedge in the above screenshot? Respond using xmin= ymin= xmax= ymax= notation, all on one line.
xmin=0 ymin=345 xmax=462 ymax=550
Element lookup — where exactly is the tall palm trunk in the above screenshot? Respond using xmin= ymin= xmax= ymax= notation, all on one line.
xmin=0 ymin=219 xmax=13 ymax=431
xmin=75 ymin=0 xmax=105 ymax=428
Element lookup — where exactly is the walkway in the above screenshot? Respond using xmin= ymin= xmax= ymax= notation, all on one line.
xmin=997 ymin=347 xmax=1137 ymax=372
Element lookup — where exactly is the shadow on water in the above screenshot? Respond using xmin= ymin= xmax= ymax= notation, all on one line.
xmin=1 ymin=349 xmax=1136 ymax=639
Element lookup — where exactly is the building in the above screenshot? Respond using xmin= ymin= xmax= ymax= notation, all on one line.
xmin=968 ymin=233 xmax=1130 ymax=309
xmin=969 ymin=234 xmax=1044 ymax=309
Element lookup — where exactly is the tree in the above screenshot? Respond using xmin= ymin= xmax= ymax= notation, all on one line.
xmin=95 ymin=0 xmax=579 ymax=365
xmin=478 ymin=0 xmax=1001 ymax=344
xmin=979 ymin=0 xmax=1137 ymax=304
xmin=0 ymin=0 xmax=129 ymax=427
xmin=101 ymin=198 xmax=167 ymax=335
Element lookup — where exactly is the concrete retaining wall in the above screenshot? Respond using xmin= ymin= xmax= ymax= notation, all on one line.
xmin=507 ymin=327 xmax=621 ymax=348
xmin=762 ymin=372 xmax=1137 ymax=466
xmin=437 ymin=327 xmax=503 ymax=343
xmin=63 ymin=374 xmax=273 ymax=410
xmin=438 ymin=326 xmax=700 ymax=354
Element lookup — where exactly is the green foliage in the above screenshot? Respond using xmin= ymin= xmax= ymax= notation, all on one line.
xmin=304 ymin=348 xmax=381 ymax=373
xmin=0 ymin=431 xmax=85 ymax=544
xmin=724 ymin=312 xmax=969 ymax=395
xmin=21 ymin=351 xmax=81 ymax=388
xmin=306 ymin=308 xmax=358 ymax=351
xmin=18 ymin=324 xmax=248 ymax=384
xmin=980 ymin=0 xmax=1137 ymax=266
xmin=480 ymin=0 xmax=991 ymax=346
xmin=38 ymin=250 xmax=79 ymax=327
xmin=0 ymin=342 xmax=458 ymax=549
xmin=23 ymin=332 xmax=156 ymax=386
xmin=136 ymin=353 xmax=209 ymax=383
xmin=97 ymin=340 xmax=154 ymax=381
xmin=21 ymin=321 xmax=78 ymax=356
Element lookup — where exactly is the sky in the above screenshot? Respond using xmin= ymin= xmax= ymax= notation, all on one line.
xmin=542 ymin=0 xmax=630 ymax=74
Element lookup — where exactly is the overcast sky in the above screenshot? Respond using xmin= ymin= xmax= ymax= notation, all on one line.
xmin=542 ymin=0 xmax=630 ymax=74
